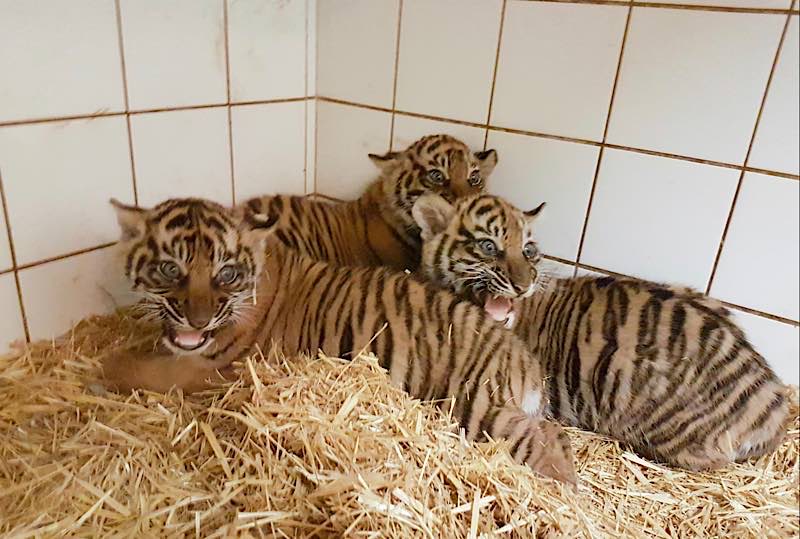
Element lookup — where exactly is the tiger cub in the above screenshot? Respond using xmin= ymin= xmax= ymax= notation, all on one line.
xmin=413 ymin=193 xmax=789 ymax=471
xmin=242 ymin=134 xmax=497 ymax=271
xmin=102 ymin=197 xmax=576 ymax=484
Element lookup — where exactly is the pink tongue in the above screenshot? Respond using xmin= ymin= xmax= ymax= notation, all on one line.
xmin=174 ymin=329 xmax=205 ymax=348
xmin=484 ymin=296 xmax=513 ymax=322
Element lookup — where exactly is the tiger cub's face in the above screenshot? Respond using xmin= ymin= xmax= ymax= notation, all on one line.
xmin=413 ymin=194 xmax=545 ymax=328
xmin=369 ymin=134 xmax=498 ymax=232
xmin=111 ymin=198 xmax=274 ymax=355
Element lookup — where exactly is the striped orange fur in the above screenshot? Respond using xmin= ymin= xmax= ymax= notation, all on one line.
xmin=414 ymin=193 xmax=790 ymax=471
xmin=102 ymin=197 xmax=576 ymax=484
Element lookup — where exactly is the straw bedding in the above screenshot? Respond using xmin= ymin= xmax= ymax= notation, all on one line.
xmin=0 ymin=310 xmax=797 ymax=538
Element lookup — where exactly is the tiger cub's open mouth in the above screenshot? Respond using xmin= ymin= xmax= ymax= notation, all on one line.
xmin=484 ymin=295 xmax=517 ymax=329
xmin=165 ymin=327 xmax=213 ymax=353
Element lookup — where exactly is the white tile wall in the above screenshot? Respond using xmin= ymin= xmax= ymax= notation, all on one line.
xmin=0 ymin=118 xmax=134 ymax=265
xmin=317 ymin=0 xmax=399 ymax=108
xmin=732 ymin=309 xmax=799 ymax=385
xmin=231 ymin=102 xmax=307 ymax=202
xmin=712 ymin=173 xmax=799 ymax=320
xmin=19 ymin=247 xmax=136 ymax=341
xmin=487 ymin=131 xmax=599 ymax=262
xmin=491 ymin=1 xmax=627 ymax=141
xmin=0 ymin=203 xmax=12 ymax=272
xmin=581 ymin=150 xmax=739 ymax=290
xmin=392 ymin=115 xmax=486 ymax=152
xmin=228 ymin=0 xmax=307 ymax=102
xmin=131 ymin=108 xmax=233 ymax=207
xmin=608 ymin=10 xmax=785 ymax=164
xmin=315 ymin=102 xmax=391 ymax=199
xmin=306 ymin=99 xmax=317 ymax=191
xmin=0 ymin=0 xmax=125 ymax=123
xmin=395 ymin=0 xmax=502 ymax=123
xmin=539 ymin=259 xmax=576 ymax=280
xmin=120 ymin=0 xmax=227 ymax=110
xmin=749 ymin=18 xmax=799 ymax=175
xmin=642 ymin=0 xmax=791 ymax=7
xmin=0 ymin=273 xmax=23 ymax=349
xmin=307 ymin=0 xmax=317 ymax=97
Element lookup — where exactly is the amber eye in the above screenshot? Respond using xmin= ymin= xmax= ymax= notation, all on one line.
xmin=427 ymin=170 xmax=445 ymax=184
xmin=523 ymin=242 xmax=539 ymax=259
xmin=468 ymin=171 xmax=482 ymax=186
xmin=217 ymin=265 xmax=240 ymax=285
xmin=479 ymin=239 xmax=498 ymax=257
xmin=159 ymin=261 xmax=181 ymax=281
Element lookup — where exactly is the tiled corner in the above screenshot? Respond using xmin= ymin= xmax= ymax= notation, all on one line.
xmin=228 ymin=0 xmax=306 ymax=102
xmin=711 ymin=173 xmax=799 ymax=321
xmin=131 ymin=107 xmax=232 ymax=207
xmin=641 ymin=0 xmax=791 ymax=8
xmin=749 ymin=18 xmax=799 ymax=176
xmin=0 ymin=117 xmax=134 ymax=266
xmin=391 ymin=115 xmax=486 ymax=152
xmin=395 ymin=0 xmax=502 ymax=123
xmin=731 ymin=309 xmax=799 ymax=385
xmin=0 ymin=273 xmax=24 ymax=351
xmin=0 ymin=0 xmax=124 ymax=123
xmin=19 ymin=247 xmax=138 ymax=341
xmin=0 ymin=203 xmax=11 ymax=272
xmin=581 ymin=150 xmax=739 ymax=289
xmin=486 ymin=131 xmax=599 ymax=262
xmin=317 ymin=0 xmax=399 ymax=108
xmin=607 ymin=10 xmax=785 ymax=164
xmin=119 ymin=0 xmax=227 ymax=110
xmin=231 ymin=102 xmax=307 ymax=203
xmin=575 ymin=266 xmax=609 ymax=278
xmin=491 ymin=1 xmax=627 ymax=142
xmin=307 ymin=0 xmax=317 ymax=97
xmin=315 ymin=101 xmax=391 ymax=199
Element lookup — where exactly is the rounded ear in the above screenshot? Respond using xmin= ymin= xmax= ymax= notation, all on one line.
xmin=524 ymin=202 xmax=546 ymax=220
xmin=236 ymin=198 xmax=280 ymax=239
xmin=474 ymin=149 xmax=498 ymax=178
xmin=368 ymin=151 xmax=401 ymax=171
xmin=412 ymin=194 xmax=455 ymax=241
xmin=110 ymin=198 xmax=147 ymax=241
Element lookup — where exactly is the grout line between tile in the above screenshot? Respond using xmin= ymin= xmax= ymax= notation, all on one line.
xmin=222 ymin=0 xmax=236 ymax=206
xmin=0 ymin=169 xmax=30 ymax=342
xmin=15 ymin=243 xmax=117 ymax=272
xmin=113 ymin=0 xmax=139 ymax=206
xmin=484 ymin=0 xmax=508 ymax=151
xmin=705 ymin=2 xmax=795 ymax=295
xmin=519 ymin=0 xmax=797 ymax=14
xmin=388 ymin=0 xmax=405 ymax=151
xmin=303 ymin=0 xmax=309 ymax=195
xmin=313 ymin=0 xmax=320 ymax=193
xmin=573 ymin=1 xmax=634 ymax=277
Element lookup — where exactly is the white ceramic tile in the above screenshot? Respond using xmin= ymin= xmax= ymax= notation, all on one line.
xmin=0 ymin=205 xmax=11 ymax=272
xmin=395 ymin=0 xmax=502 ymax=123
xmin=391 ymin=115 xmax=486 ymax=152
xmin=486 ymin=131 xmax=599 ymax=261
xmin=0 ymin=117 xmax=134 ymax=266
xmin=131 ymin=107 xmax=232 ymax=207
xmin=608 ymin=10 xmax=785 ymax=164
xmin=750 ymin=18 xmax=799 ymax=175
xmin=231 ymin=102 xmax=306 ymax=202
xmin=307 ymin=0 xmax=317 ymax=97
xmin=315 ymin=102 xmax=392 ymax=199
xmin=492 ymin=2 xmax=626 ymax=141
xmin=228 ymin=0 xmax=306 ymax=102
xmin=731 ymin=309 xmax=799 ymax=385
xmin=0 ymin=273 xmax=24 ymax=350
xmin=539 ymin=259 xmax=575 ymax=280
xmin=317 ymin=0 xmax=399 ymax=107
xmin=581 ymin=150 xmax=739 ymax=289
xmin=575 ymin=267 xmax=608 ymax=278
xmin=641 ymin=0 xmax=790 ymax=8
xmin=0 ymin=0 xmax=125 ymax=123
xmin=120 ymin=0 xmax=227 ymax=110
xmin=19 ymin=247 xmax=137 ymax=340
xmin=306 ymin=99 xmax=316 ymax=190
xmin=711 ymin=173 xmax=798 ymax=321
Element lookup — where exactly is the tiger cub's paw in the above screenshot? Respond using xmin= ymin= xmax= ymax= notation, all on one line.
xmin=516 ymin=419 xmax=577 ymax=486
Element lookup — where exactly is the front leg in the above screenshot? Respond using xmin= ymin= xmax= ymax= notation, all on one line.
xmin=101 ymin=352 xmax=235 ymax=394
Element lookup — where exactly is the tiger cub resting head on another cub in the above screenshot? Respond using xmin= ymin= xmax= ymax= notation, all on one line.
xmin=242 ymin=134 xmax=497 ymax=271
xmin=413 ymin=193 xmax=789 ymax=471
xmin=104 ymin=196 xmax=577 ymax=484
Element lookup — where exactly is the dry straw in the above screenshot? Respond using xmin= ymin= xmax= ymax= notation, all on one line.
xmin=0 ymin=309 xmax=797 ymax=538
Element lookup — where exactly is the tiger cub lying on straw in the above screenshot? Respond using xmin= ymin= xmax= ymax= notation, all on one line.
xmin=242 ymin=133 xmax=497 ymax=271
xmin=413 ymin=193 xmax=789 ymax=471
xmin=102 ymin=197 xmax=577 ymax=484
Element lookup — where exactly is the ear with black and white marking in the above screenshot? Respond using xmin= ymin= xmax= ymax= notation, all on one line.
xmin=368 ymin=150 xmax=401 ymax=172
xmin=474 ymin=149 xmax=498 ymax=179
xmin=110 ymin=198 xmax=147 ymax=241
xmin=412 ymin=194 xmax=456 ymax=241
xmin=524 ymin=202 xmax=546 ymax=221
xmin=238 ymin=198 xmax=281 ymax=237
